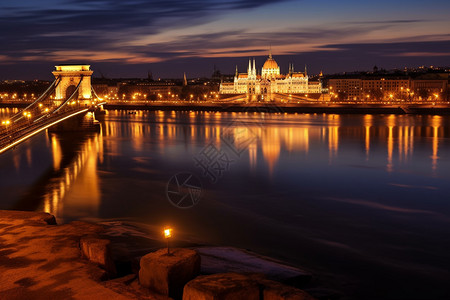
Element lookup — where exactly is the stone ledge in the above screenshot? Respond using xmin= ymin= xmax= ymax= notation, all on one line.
xmin=182 ymin=272 xmax=260 ymax=300
xmin=259 ymin=278 xmax=317 ymax=300
xmin=182 ymin=272 xmax=317 ymax=300
xmin=0 ymin=210 xmax=56 ymax=225
xmin=80 ymin=235 xmax=117 ymax=277
xmin=139 ymin=248 xmax=200 ymax=299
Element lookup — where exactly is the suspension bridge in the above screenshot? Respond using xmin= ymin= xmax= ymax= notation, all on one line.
xmin=0 ymin=65 xmax=105 ymax=154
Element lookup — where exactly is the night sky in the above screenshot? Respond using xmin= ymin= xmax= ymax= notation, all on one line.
xmin=1 ymin=0 xmax=449 ymax=80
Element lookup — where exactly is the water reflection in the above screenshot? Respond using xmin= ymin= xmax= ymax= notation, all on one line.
xmin=364 ymin=114 xmax=372 ymax=158
xmin=431 ymin=115 xmax=441 ymax=174
xmin=89 ymin=111 xmax=450 ymax=180
xmin=2 ymin=111 xmax=449 ymax=202
xmin=43 ymin=132 xmax=103 ymax=218
xmin=261 ymin=127 xmax=281 ymax=174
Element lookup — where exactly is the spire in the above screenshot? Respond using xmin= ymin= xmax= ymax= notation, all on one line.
xmin=305 ymin=64 xmax=307 ymax=76
xmin=253 ymin=58 xmax=256 ymax=75
xmin=183 ymin=72 xmax=187 ymax=86
xmin=248 ymin=59 xmax=251 ymax=74
xmin=235 ymin=65 xmax=238 ymax=77
xmin=269 ymin=45 xmax=272 ymax=59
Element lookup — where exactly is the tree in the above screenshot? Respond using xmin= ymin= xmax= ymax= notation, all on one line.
xmin=364 ymin=89 xmax=384 ymax=101
xmin=336 ymin=91 xmax=347 ymax=101
xmin=417 ymin=88 xmax=430 ymax=101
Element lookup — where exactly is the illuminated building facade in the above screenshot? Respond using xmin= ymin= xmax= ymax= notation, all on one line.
xmin=329 ymin=76 xmax=448 ymax=101
xmin=52 ymin=65 xmax=93 ymax=100
xmin=219 ymin=52 xmax=323 ymax=98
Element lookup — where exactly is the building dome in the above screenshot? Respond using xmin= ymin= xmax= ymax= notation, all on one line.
xmin=261 ymin=53 xmax=280 ymax=79
xmin=262 ymin=57 xmax=279 ymax=70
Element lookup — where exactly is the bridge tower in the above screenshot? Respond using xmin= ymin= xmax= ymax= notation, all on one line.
xmin=52 ymin=65 xmax=93 ymax=105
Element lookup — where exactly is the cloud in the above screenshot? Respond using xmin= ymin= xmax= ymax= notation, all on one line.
xmin=345 ymin=19 xmax=429 ymax=25
xmin=1 ymin=0 xmax=449 ymax=78
xmin=0 ymin=0 xmax=293 ymax=63
xmin=388 ymin=52 xmax=450 ymax=57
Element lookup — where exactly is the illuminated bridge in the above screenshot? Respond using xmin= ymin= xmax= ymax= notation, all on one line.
xmin=0 ymin=65 xmax=104 ymax=154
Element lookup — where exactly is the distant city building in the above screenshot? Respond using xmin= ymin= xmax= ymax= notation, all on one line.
xmin=328 ymin=74 xmax=449 ymax=101
xmin=219 ymin=52 xmax=323 ymax=99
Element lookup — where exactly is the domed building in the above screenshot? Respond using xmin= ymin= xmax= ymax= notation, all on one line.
xmin=219 ymin=52 xmax=323 ymax=100
xmin=261 ymin=53 xmax=280 ymax=79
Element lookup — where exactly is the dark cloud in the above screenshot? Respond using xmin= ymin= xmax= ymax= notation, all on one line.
xmin=2 ymin=40 xmax=449 ymax=80
xmin=0 ymin=0 xmax=290 ymax=58
xmin=344 ymin=19 xmax=429 ymax=25
xmin=123 ymin=26 xmax=382 ymax=61
xmin=0 ymin=0 xmax=449 ymax=79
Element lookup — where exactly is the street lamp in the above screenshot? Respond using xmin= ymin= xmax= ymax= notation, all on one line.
xmin=164 ymin=227 xmax=173 ymax=255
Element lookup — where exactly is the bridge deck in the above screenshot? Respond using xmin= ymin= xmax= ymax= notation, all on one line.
xmin=0 ymin=108 xmax=89 ymax=154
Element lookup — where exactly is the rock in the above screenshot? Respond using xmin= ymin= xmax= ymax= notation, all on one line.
xmin=139 ymin=248 xmax=200 ymax=299
xmin=260 ymin=279 xmax=316 ymax=300
xmin=103 ymin=274 xmax=173 ymax=300
xmin=0 ymin=210 xmax=57 ymax=225
xmin=80 ymin=236 xmax=116 ymax=276
xmin=182 ymin=272 xmax=260 ymax=300
xmin=195 ymin=247 xmax=311 ymax=286
xmin=0 ymin=211 xmax=137 ymax=299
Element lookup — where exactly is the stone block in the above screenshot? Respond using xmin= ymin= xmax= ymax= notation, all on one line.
xmin=182 ymin=272 xmax=260 ymax=300
xmin=261 ymin=279 xmax=316 ymax=300
xmin=80 ymin=236 xmax=116 ymax=276
xmin=139 ymin=248 xmax=200 ymax=299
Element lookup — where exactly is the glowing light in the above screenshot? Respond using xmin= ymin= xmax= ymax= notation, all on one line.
xmin=164 ymin=226 xmax=173 ymax=255
xmin=164 ymin=227 xmax=172 ymax=239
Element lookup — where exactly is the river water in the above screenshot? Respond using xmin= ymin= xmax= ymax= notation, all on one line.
xmin=1 ymin=108 xmax=450 ymax=299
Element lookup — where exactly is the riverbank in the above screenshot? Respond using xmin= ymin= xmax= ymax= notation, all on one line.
xmin=102 ymin=102 xmax=450 ymax=115
xmin=0 ymin=210 xmax=332 ymax=299
xmin=104 ymin=103 xmax=405 ymax=114
xmin=3 ymin=101 xmax=450 ymax=115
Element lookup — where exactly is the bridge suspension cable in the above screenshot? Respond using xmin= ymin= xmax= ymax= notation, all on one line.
xmin=51 ymin=76 xmax=84 ymax=115
xmin=91 ymin=85 xmax=101 ymax=100
xmin=10 ymin=76 xmax=61 ymax=123
xmin=0 ymin=65 xmax=101 ymax=155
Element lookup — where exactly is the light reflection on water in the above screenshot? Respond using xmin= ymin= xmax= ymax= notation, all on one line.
xmin=1 ymin=109 xmax=450 ymax=299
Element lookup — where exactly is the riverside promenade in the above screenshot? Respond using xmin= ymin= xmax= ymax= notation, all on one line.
xmin=103 ymin=101 xmax=450 ymax=115
xmin=0 ymin=210 xmax=322 ymax=300
xmin=3 ymin=100 xmax=450 ymax=114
